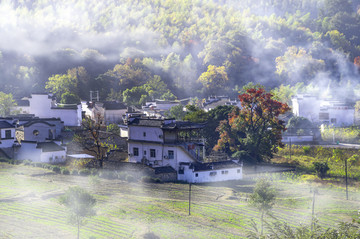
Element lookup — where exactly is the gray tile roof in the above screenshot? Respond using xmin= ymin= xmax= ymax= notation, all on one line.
xmin=36 ymin=142 xmax=65 ymax=152
xmin=0 ymin=121 xmax=15 ymax=128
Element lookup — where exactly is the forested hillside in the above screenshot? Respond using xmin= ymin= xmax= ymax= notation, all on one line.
xmin=1 ymin=0 xmax=360 ymax=103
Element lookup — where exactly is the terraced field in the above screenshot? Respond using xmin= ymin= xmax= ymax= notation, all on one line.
xmin=0 ymin=163 xmax=359 ymax=238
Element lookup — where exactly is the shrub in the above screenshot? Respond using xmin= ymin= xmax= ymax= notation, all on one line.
xmin=79 ymin=168 xmax=91 ymax=176
xmin=23 ymin=160 xmax=32 ymax=166
xmin=125 ymin=174 xmax=136 ymax=182
xmin=0 ymin=157 xmax=9 ymax=163
xmin=141 ymin=176 xmax=162 ymax=183
xmin=117 ymin=171 xmax=128 ymax=180
xmin=302 ymin=146 xmax=311 ymax=155
xmin=71 ymin=169 xmax=79 ymax=175
xmin=99 ymin=170 xmax=117 ymax=179
xmin=52 ymin=166 xmax=61 ymax=173
xmin=61 ymin=167 xmax=70 ymax=175
xmin=313 ymin=162 xmax=330 ymax=179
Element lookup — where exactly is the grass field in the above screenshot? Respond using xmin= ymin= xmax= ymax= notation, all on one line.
xmin=0 ymin=163 xmax=359 ymax=238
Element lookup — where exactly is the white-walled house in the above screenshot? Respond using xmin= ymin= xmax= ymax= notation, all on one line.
xmin=12 ymin=93 xmax=82 ymax=127
xmin=14 ymin=141 xmax=66 ymax=163
xmin=82 ymin=101 xmax=127 ymax=125
xmin=178 ymin=161 xmax=243 ymax=183
xmin=127 ymin=117 xmax=244 ymax=183
xmin=292 ymin=94 xmax=355 ymax=126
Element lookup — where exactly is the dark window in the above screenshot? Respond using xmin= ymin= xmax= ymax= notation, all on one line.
xmin=5 ymin=130 xmax=11 ymax=139
xmin=210 ymin=172 xmax=217 ymax=176
xmin=319 ymin=113 xmax=329 ymax=120
xmin=143 ymin=132 xmax=146 ymax=137
xmin=144 ymin=150 xmax=147 ymax=155
xmin=168 ymin=150 xmax=174 ymax=159
xmin=48 ymin=129 xmax=53 ymax=139
xmin=195 ymin=173 xmax=198 ymax=177
xmin=150 ymin=149 xmax=156 ymax=158
xmin=33 ymin=130 xmax=39 ymax=136
xmin=133 ymin=147 xmax=139 ymax=156
xmin=331 ymin=118 xmax=337 ymax=124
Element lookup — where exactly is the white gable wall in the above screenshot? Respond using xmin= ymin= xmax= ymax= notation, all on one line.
xmin=129 ymin=126 xmax=163 ymax=143
xmin=178 ymin=165 xmax=243 ymax=183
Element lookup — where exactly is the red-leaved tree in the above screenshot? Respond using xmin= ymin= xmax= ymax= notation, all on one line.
xmin=214 ymin=88 xmax=290 ymax=163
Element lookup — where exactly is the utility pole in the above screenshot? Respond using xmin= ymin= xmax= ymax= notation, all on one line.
xmin=345 ymin=158 xmax=349 ymax=200
xmin=188 ymin=183 xmax=192 ymax=216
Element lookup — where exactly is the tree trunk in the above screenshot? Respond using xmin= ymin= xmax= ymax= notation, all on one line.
xmin=261 ymin=211 xmax=264 ymax=235
xmin=77 ymin=216 xmax=80 ymax=239
xmin=345 ymin=159 xmax=348 ymax=200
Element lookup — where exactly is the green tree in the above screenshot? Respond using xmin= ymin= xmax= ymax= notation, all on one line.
xmin=165 ymin=104 xmax=186 ymax=120
xmin=59 ymin=186 xmax=96 ymax=239
xmin=0 ymin=92 xmax=17 ymax=117
xmin=249 ymin=179 xmax=277 ymax=236
xmin=45 ymin=73 xmax=78 ymax=99
xmin=197 ymin=65 xmax=229 ymax=95
xmin=60 ymin=92 xmax=80 ymax=104
xmin=215 ymin=88 xmax=290 ymax=162
xmin=286 ymin=116 xmax=314 ymax=135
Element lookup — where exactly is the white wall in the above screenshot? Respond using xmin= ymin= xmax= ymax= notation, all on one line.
xmin=129 ymin=126 xmax=164 ymax=143
xmin=178 ymin=165 xmax=243 ymax=183
xmin=23 ymin=123 xmax=55 ymax=142
xmin=105 ymin=109 xmax=127 ymax=124
xmin=14 ymin=142 xmax=40 ymax=162
xmin=0 ymin=128 xmax=15 ymax=148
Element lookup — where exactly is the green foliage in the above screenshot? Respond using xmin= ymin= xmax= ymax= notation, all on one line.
xmin=78 ymin=168 xmax=91 ymax=176
xmin=59 ymin=186 xmax=96 ymax=239
xmin=46 ymin=73 xmax=78 ymax=100
xmin=60 ymin=92 xmax=80 ymax=104
xmin=61 ymin=167 xmax=70 ymax=175
xmin=321 ymin=126 xmax=360 ymax=143
xmin=197 ymin=65 xmax=229 ymax=95
xmin=313 ymin=161 xmax=330 ymax=178
xmin=106 ymin=124 xmax=120 ymax=135
xmin=286 ymin=116 xmax=314 ymax=135
xmin=52 ymin=166 xmax=61 ymax=174
xmin=0 ymin=92 xmax=17 ymax=117
xmin=165 ymin=104 xmax=186 ymax=120
xmin=249 ymin=179 xmax=277 ymax=235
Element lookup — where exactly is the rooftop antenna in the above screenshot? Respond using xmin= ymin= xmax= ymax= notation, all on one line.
xmin=90 ymin=91 xmax=99 ymax=102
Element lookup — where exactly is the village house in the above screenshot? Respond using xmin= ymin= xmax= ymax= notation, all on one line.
xmin=82 ymin=101 xmax=127 ymax=125
xmin=202 ymin=96 xmax=241 ymax=112
xmin=292 ymin=94 xmax=355 ymax=127
xmin=12 ymin=93 xmax=82 ymax=127
xmin=13 ymin=141 xmax=66 ymax=163
xmin=127 ymin=117 xmax=243 ymax=183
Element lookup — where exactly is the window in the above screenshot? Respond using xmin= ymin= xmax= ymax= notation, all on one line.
xmin=237 ymin=169 xmax=241 ymax=173
xmin=331 ymin=118 xmax=337 ymax=124
xmin=143 ymin=132 xmax=146 ymax=137
xmin=195 ymin=173 xmax=198 ymax=177
xmin=5 ymin=130 xmax=11 ymax=139
xmin=133 ymin=147 xmax=139 ymax=156
xmin=209 ymin=172 xmax=217 ymax=176
xmin=144 ymin=150 xmax=147 ymax=155
xmin=221 ymin=170 xmax=228 ymax=174
xmin=168 ymin=150 xmax=174 ymax=159
xmin=150 ymin=149 xmax=156 ymax=158
xmin=319 ymin=113 xmax=329 ymax=120
xmin=33 ymin=130 xmax=39 ymax=136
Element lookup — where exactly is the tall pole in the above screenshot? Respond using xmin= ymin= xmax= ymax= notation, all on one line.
xmin=345 ymin=159 xmax=349 ymax=200
xmin=289 ymin=138 xmax=292 ymax=161
xmin=311 ymin=188 xmax=316 ymax=231
xmin=188 ymin=183 xmax=192 ymax=216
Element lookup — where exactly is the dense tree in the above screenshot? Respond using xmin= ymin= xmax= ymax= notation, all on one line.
xmin=45 ymin=73 xmax=78 ymax=100
xmin=286 ymin=116 xmax=314 ymax=135
xmin=165 ymin=104 xmax=186 ymax=120
xmin=0 ymin=92 xmax=17 ymax=117
xmin=214 ymin=87 xmax=290 ymax=162
xmin=197 ymin=65 xmax=229 ymax=95
xmin=59 ymin=186 xmax=96 ymax=239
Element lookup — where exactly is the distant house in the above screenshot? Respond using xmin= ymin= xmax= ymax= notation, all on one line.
xmin=202 ymin=96 xmax=240 ymax=112
xmin=12 ymin=93 xmax=82 ymax=127
xmin=127 ymin=117 xmax=243 ymax=182
xmin=82 ymin=101 xmax=127 ymax=125
xmin=292 ymin=94 xmax=355 ymax=126
xmin=14 ymin=141 xmax=66 ymax=163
